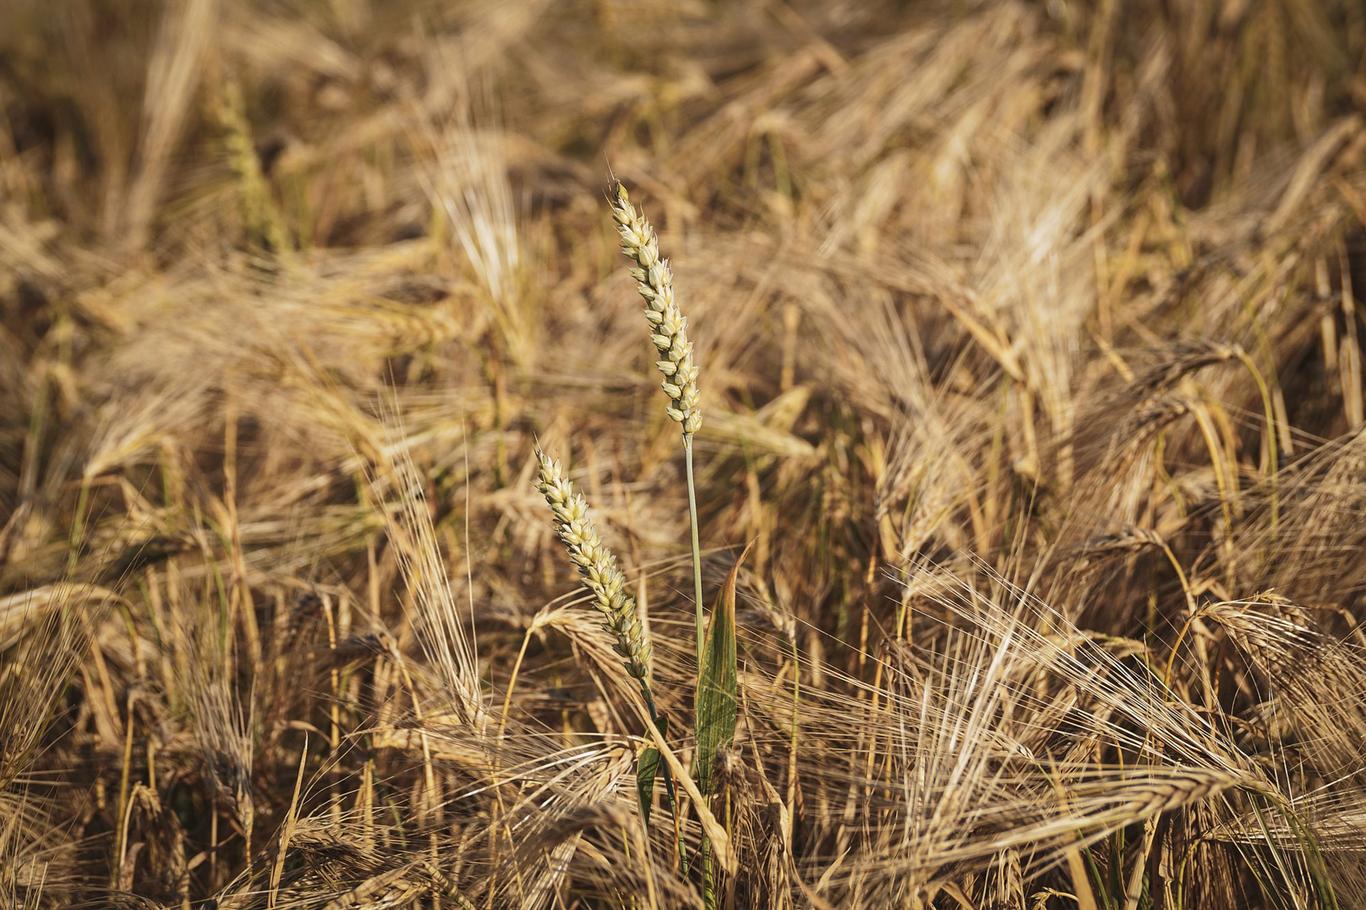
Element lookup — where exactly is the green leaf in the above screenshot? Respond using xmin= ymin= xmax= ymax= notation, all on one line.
xmin=637 ymin=744 xmax=661 ymax=829
xmin=694 ymin=545 xmax=748 ymax=908
xmin=694 ymin=544 xmax=749 ymax=797
xmin=637 ymin=711 xmax=668 ymax=829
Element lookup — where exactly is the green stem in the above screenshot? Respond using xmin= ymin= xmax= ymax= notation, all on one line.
xmin=640 ymin=684 xmax=679 ymax=812
xmin=684 ymin=434 xmax=704 ymax=665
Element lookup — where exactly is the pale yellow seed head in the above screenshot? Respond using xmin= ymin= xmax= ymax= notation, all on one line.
xmin=609 ymin=182 xmax=703 ymax=437
xmin=535 ymin=448 xmax=652 ymax=679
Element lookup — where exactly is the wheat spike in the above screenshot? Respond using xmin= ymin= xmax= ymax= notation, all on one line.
xmin=609 ymin=182 xmax=702 ymax=436
xmin=535 ymin=448 xmax=652 ymax=680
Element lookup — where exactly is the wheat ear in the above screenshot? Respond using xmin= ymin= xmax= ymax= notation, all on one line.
xmin=535 ymin=448 xmax=652 ymax=680
xmin=609 ymin=182 xmax=702 ymax=436
xmin=609 ymin=182 xmax=707 ymax=664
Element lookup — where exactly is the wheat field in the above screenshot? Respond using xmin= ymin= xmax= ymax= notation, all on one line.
xmin=2 ymin=1 xmax=1366 ymax=907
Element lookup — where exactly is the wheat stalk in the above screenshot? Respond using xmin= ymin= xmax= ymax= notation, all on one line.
xmin=609 ymin=182 xmax=707 ymax=664
xmin=535 ymin=448 xmax=684 ymax=838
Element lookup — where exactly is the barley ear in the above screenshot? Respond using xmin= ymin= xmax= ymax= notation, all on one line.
xmin=609 ymin=182 xmax=702 ymax=436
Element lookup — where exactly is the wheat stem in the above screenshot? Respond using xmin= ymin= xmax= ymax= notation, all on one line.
xmin=685 ymin=435 xmax=704 ymax=664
